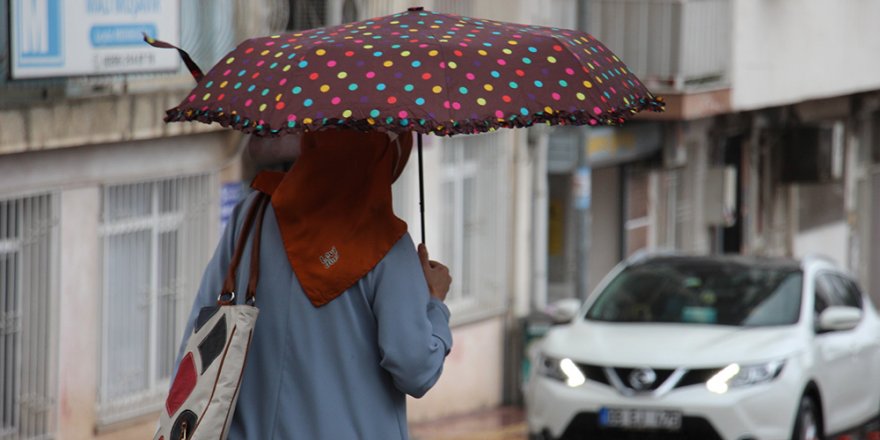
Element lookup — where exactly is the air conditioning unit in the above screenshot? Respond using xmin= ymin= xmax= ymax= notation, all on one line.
xmin=780 ymin=123 xmax=844 ymax=184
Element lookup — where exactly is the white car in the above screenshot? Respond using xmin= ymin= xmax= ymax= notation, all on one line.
xmin=525 ymin=254 xmax=880 ymax=440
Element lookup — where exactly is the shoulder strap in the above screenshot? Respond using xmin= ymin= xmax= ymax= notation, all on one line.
xmin=219 ymin=193 xmax=270 ymax=306
xmin=245 ymin=193 xmax=270 ymax=305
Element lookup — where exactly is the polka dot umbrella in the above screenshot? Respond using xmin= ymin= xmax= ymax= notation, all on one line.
xmin=147 ymin=6 xmax=664 ymax=240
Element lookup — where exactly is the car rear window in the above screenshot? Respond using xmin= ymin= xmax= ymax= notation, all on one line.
xmin=586 ymin=259 xmax=803 ymax=326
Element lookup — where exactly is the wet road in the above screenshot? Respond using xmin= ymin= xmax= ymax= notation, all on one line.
xmin=410 ymin=406 xmax=527 ymax=440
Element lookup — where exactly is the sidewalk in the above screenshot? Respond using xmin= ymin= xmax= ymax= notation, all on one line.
xmin=410 ymin=406 xmax=527 ymax=440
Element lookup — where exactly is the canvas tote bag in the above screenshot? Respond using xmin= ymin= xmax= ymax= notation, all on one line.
xmin=155 ymin=193 xmax=269 ymax=440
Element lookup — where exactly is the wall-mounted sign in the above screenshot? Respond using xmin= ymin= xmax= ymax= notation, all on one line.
xmin=586 ymin=124 xmax=663 ymax=168
xmin=11 ymin=0 xmax=180 ymax=79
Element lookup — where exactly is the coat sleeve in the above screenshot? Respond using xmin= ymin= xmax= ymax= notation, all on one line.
xmin=372 ymin=234 xmax=453 ymax=398
xmin=174 ymin=194 xmax=253 ymax=368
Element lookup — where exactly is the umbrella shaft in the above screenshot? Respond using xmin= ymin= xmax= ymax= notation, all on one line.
xmin=418 ymin=133 xmax=426 ymax=245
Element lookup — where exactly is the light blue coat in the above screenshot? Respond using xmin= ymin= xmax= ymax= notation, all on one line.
xmin=178 ymin=193 xmax=453 ymax=439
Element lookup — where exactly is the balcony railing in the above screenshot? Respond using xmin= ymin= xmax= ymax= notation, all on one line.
xmin=586 ymin=0 xmax=731 ymax=91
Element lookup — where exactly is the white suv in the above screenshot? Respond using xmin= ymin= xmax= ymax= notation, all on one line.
xmin=525 ymin=254 xmax=880 ymax=440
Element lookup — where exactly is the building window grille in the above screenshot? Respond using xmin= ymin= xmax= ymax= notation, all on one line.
xmin=98 ymin=175 xmax=213 ymax=424
xmin=0 ymin=193 xmax=59 ymax=440
xmin=435 ymin=134 xmax=510 ymax=315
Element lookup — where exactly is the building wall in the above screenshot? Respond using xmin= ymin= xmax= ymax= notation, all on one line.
xmin=587 ymin=166 xmax=621 ymax=293
xmin=407 ymin=317 xmax=505 ymax=422
xmin=732 ymin=0 xmax=880 ymax=111
xmin=793 ymin=222 xmax=848 ymax=265
xmin=0 ymin=1 xmax=560 ymax=436
xmin=0 ymin=133 xmax=234 ymax=439
xmin=59 ymin=187 xmax=101 ymax=440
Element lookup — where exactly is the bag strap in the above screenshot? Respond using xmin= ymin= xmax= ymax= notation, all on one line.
xmin=246 ymin=193 xmax=270 ymax=305
xmin=219 ymin=193 xmax=270 ymax=306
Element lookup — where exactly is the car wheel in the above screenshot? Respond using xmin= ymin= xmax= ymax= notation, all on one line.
xmin=791 ymin=395 xmax=822 ymax=440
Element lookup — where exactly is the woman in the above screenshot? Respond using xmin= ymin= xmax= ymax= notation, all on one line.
xmin=178 ymin=129 xmax=453 ymax=439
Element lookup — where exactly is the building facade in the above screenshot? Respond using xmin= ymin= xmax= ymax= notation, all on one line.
xmin=6 ymin=0 xmax=875 ymax=439
xmin=581 ymin=0 xmax=880 ymax=311
xmin=0 ymin=0 xmax=555 ymax=438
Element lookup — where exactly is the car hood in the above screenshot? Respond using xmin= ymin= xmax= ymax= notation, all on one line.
xmin=540 ymin=321 xmax=805 ymax=368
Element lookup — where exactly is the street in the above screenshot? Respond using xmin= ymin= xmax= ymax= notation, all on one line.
xmin=411 ymin=406 xmax=527 ymax=440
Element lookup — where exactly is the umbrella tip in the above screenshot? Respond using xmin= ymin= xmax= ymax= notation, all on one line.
xmin=407 ymin=6 xmax=425 ymax=11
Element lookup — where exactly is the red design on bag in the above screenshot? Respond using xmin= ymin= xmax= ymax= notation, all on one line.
xmin=166 ymin=352 xmax=197 ymax=416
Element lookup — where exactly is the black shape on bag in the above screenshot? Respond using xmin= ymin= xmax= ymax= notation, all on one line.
xmin=171 ymin=409 xmax=198 ymax=439
xmin=195 ymin=306 xmax=221 ymax=333
xmin=198 ymin=315 xmax=228 ymax=374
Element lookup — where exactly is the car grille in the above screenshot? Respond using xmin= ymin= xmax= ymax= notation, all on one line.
xmin=557 ymin=412 xmax=724 ymax=440
xmin=575 ymin=363 xmax=722 ymax=393
xmin=578 ymin=363 xmax=610 ymax=386
xmin=675 ymin=368 xmax=721 ymax=388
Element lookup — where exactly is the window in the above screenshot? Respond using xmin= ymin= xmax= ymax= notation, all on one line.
xmin=341 ymin=0 xmax=358 ymax=23
xmin=815 ymin=273 xmax=863 ymax=312
xmin=440 ymin=139 xmax=479 ymax=305
xmin=98 ymin=175 xmax=213 ymax=424
xmin=433 ymin=0 xmax=473 ymax=15
xmin=285 ymin=0 xmax=327 ymax=31
xmin=814 ymin=274 xmax=835 ymax=316
xmin=434 ymin=134 xmax=511 ymax=315
xmin=830 ymin=275 xmax=863 ymax=309
xmin=586 ymin=258 xmax=802 ymax=327
xmin=0 ymin=193 xmax=58 ymax=439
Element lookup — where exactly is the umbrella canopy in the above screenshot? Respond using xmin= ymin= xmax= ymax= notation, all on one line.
xmin=156 ymin=6 xmax=663 ymax=137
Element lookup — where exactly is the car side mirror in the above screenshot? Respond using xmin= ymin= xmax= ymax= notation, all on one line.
xmin=545 ymin=298 xmax=583 ymax=324
xmin=817 ymin=306 xmax=862 ymax=332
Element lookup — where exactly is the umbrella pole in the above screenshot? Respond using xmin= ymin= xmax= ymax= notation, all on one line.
xmin=418 ymin=133 xmax=426 ymax=244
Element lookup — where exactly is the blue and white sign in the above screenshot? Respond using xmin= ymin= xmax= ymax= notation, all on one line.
xmin=574 ymin=166 xmax=591 ymax=210
xmin=220 ymin=182 xmax=244 ymax=234
xmin=11 ymin=0 xmax=180 ymax=78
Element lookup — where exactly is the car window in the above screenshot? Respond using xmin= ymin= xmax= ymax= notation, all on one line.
xmin=585 ymin=259 xmax=803 ymax=327
xmin=832 ymin=275 xmax=863 ymax=309
xmin=814 ymin=275 xmax=835 ymax=315
xmin=816 ymin=273 xmax=864 ymax=311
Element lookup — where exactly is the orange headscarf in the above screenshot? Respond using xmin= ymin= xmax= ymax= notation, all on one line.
xmin=251 ymin=129 xmax=413 ymax=307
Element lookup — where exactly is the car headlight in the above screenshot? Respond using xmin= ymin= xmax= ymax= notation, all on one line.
xmin=537 ymin=355 xmax=586 ymax=387
xmin=706 ymin=360 xmax=785 ymax=394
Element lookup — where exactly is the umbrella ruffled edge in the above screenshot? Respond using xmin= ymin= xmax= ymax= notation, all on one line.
xmin=163 ymin=95 xmax=665 ymax=137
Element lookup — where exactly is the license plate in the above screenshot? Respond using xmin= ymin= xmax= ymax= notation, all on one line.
xmin=598 ymin=407 xmax=682 ymax=430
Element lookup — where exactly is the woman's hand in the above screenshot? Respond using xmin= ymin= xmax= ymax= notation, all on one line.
xmin=418 ymin=243 xmax=452 ymax=302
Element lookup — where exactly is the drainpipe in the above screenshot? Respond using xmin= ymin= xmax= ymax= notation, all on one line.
xmin=576 ymin=0 xmax=592 ymax=300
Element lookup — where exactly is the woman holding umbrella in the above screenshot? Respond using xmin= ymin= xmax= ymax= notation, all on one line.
xmin=176 ymin=129 xmax=454 ymax=439
xmin=150 ymin=5 xmax=663 ymax=438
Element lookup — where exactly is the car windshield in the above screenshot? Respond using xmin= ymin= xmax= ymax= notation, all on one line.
xmin=585 ymin=258 xmax=803 ymax=326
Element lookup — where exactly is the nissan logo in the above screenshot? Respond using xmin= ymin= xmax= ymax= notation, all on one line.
xmin=628 ymin=368 xmax=657 ymax=391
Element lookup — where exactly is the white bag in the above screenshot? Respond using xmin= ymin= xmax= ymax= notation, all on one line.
xmin=155 ymin=194 xmax=269 ymax=440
